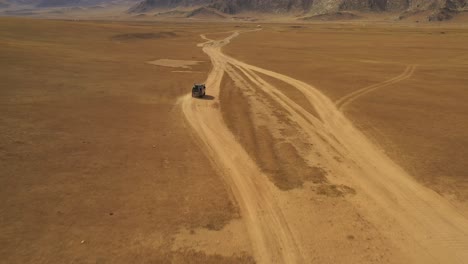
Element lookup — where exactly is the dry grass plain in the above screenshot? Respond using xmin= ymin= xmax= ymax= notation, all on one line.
xmin=1 ymin=17 xmax=468 ymax=263
xmin=0 ymin=18 xmax=253 ymax=263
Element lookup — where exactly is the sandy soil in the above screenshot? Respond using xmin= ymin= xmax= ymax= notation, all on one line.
xmin=1 ymin=17 xmax=468 ymax=264
xmin=184 ymin=29 xmax=468 ymax=263
xmin=224 ymin=24 xmax=468 ymax=204
xmin=147 ymin=59 xmax=203 ymax=69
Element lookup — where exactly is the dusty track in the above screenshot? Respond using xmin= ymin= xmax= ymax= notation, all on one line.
xmin=181 ymin=30 xmax=303 ymax=264
xmin=336 ymin=64 xmax=417 ymax=110
xmin=181 ymin=30 xmax=468 ymax=263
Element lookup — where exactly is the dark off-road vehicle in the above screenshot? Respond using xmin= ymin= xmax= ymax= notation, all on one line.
xmin=192 ymin=84 xmax=206 ymax=98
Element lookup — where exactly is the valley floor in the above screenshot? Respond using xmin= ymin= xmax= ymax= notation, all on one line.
xmin=1 ymin=18 xmax=467 ymax=263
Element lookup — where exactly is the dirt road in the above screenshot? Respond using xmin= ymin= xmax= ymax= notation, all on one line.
xmin=181 ymin=30 xmax=468 ymax=263
xmin=336 ymin=64 xmax=417 ymax=110
xmin=181 ymin=30 xmax=303 ymax=264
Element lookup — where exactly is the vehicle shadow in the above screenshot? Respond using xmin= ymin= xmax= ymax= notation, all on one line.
xmin=195 ymin=95 xmax=215 ymax=100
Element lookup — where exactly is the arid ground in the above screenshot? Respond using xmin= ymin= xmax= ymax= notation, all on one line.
xmin=1 ymin=18 xmax=468 ymax=263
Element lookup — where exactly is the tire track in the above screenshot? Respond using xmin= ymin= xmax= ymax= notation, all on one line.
xmin=181 ymin=30 xmax=468 ymax=264
xmin=222 ymin=55 xmax=468 ymax=264
xmin=336 ymin=65 xmax=417 ymax=110
xmin=181 ymin=30 xmax=304 ymax=264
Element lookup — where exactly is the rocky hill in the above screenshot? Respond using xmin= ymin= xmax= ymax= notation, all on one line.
xmin=2 ymin=0 xmax=465 ymax=20
xmin=37 ymin=0 xmax=93 ymax=7
xmin=0 ymin=0 xmax=10 ymax=8
xmin=129 ymin=0 xmax=467 ymax=20
xmin=3 ymin=0 xmax=138 ymax=7
xmin=129 ymin=0 xmax=209 ymax=12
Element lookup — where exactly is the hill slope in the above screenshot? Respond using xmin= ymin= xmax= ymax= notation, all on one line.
xmin=3 ymin=0 xmax=139 ymax=7
xmin=129 ymin=0 xmax=467 ymax=21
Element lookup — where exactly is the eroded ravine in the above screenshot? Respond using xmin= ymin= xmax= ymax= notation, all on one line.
xmin=181 ymin=30 xmax=468 ymax=263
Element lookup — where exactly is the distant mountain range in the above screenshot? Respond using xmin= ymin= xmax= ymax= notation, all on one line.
xmin=2 ymin=0 xmax=139 ymax=7
xmin=1 ymin=0 xmax=466 ymax=21
xmin=129 ymin=0 xmax=466 ymax=20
